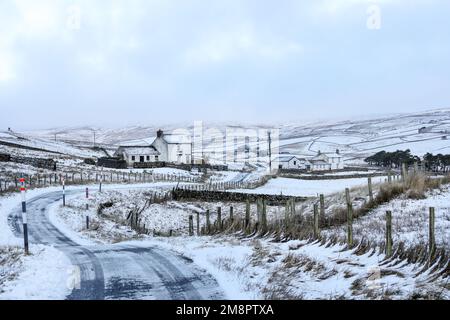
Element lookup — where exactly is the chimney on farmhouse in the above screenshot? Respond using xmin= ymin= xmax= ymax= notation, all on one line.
xmin=157 ymin=129 xmax=163 ymax=138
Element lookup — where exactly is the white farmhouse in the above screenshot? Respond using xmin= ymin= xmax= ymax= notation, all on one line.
xmin=309 ymin=159 xmax=331 ymax=172
xmin=114 ymin=146 xmax=160 ymax=166
xmin=114 ymin=129 xmax=193 ymax=167
xmin=151 ymin=130 xmax=192 ymax=164
xmin=309 ymin=150 xmax=344 ymax=172
xmin=327 ymin=150 xmax=344 ymax=170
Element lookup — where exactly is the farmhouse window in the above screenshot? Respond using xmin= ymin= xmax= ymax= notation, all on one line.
xmin=147 ymin=156 xmax=150 ymax=161
xmin=132 ymin=156 xmax=135 ymax=161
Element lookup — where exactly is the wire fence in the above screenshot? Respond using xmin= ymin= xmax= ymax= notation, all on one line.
xmin=0 ymin=169 xmax=270 ymax=194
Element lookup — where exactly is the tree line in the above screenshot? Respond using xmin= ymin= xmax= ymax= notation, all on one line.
xmin=364 ymin=150 xmax=420 ymax=168
xmin=423 ymin=153 xmax=450 ymax=172
xmin=365 ymin=150 xmax=450 ymax=172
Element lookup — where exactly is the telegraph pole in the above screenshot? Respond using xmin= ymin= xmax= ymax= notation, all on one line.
xmin=92 ymin=129 xmax=96 ymax=148
xmin=19 ymin=178 xmax=29 ymax=255
xmin=99 ymin=165 xmax=103 ymax=192
xmin=268 ymin=131 xmax=272 ymax=173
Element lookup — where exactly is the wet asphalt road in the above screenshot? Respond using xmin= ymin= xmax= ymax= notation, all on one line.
xmin=8 ymin=190 xmax=224 ymax=300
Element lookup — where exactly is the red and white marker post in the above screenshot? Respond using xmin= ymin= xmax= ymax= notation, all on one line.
xmin=19 ymin=178 xmax=29 ymax=255
xmin=85 ymin=187 xmax=89 ymax=229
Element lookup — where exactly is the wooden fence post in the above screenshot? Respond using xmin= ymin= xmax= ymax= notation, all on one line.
xmin=385 ymin=211 xmax=393 ymax=257
xmin=217 ymin=207 xmax=222 ymax=231
xmin=261 ymin=200 xmax=267 ymax=234
xmin=402 ymin=163 xmax=408 ymax=184
xmin=229 ymin=206 xmax=234 ymax=226
xmin=256 ymin=198 xmax=262 ymax=225
xmin=285 ymin=200 xmax=290 ymax=222
xmin=345 ymin=188 xmax=353 ymax=247
xmin=313 ymin=203 xmax=320 ymax=239
xmin=429 ymin=207 xmax=436 ymax=263
xmin=319 ymin=194 xmax=325 ymax=222
xmin=189 ymin=215 xmax=194 ymax=236
xmin=196 ymin=212 xmax=200 ymax=236
xmin=245 ymin=200 xmax=250 ymax=232
xmin=206 ymin=210 xmax=211 ymax=234
xmin=368 ymin=177 xmax=373 ymax=202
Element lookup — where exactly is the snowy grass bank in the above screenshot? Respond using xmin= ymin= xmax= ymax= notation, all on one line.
xmin=230 ymin=176 xmax=387 ymax=197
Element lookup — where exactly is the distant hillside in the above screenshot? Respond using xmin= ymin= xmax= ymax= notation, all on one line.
xmin=8 ymin=108 xmax=450 ymax=163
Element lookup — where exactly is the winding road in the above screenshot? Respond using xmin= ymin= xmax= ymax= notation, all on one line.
xmin=7 ymin=189 xmax=224 ymax=300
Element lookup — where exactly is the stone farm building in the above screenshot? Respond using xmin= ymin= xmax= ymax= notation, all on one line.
xmin=114 ymin=146 xmax=160 ymax=166
xmin=277 ymin=156 xmax=311 ymax=170
xmin=115 ymin=130 xmax=192 ymax=167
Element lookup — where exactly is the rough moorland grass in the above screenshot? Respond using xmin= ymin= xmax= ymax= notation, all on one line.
xmin=324 ymin=172 xmax=449 ymax=229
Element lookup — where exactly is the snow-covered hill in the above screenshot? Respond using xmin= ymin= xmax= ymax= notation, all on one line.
xmin=6 ymin=109 xmax=450 ymax=162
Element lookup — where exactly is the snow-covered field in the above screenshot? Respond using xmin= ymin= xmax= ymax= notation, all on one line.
xmin=0 ymin=131 xmax=106 ymax=158
xmin=50 ymin=188 xmax=289 ymax=240
xmin=294 ymin=170 xmax=381 ymax=177
xmin=231 ymin=176 xmax=387 ymax=197
xmin=50 ymin=189 xmax=193 ymax=242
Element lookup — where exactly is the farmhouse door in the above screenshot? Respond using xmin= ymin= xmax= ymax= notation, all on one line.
xmin=140 ymin=156 xmax=145 ymax=163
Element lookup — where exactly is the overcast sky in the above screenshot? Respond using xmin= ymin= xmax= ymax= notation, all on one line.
xmin=0 ymin=0 xmax=449 ymax=129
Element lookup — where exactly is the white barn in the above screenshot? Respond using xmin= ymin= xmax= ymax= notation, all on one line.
xmin=277 ymin=156 xmax=311 ymax=170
